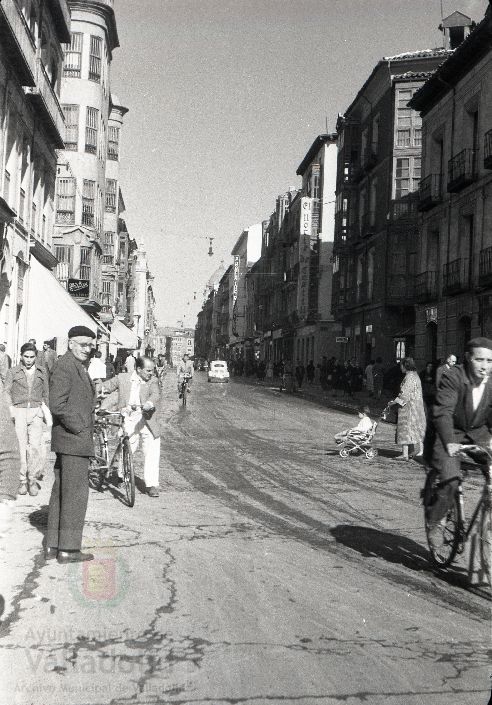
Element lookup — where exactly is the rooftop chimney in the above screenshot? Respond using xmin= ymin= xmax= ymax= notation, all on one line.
xmin=439 ymin=11 xmax=476 ymax=50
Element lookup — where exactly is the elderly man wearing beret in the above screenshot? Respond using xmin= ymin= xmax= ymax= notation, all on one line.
xmin=45 ymin=326 xmax=97 ymax=563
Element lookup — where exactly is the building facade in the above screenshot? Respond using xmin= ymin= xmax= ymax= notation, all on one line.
xmin=53 ymin=0 xmax=119 ymax=307
xmin=411 ymin=9 xmax=492 ymax=364
xmin=331 ymin=48 xmax=452 ymax=366
xmin=0 ymin=0 xmax=73 ymax=357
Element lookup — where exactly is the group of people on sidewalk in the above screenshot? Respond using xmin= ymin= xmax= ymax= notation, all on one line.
xmin=0 ymin=326 xmax=166 ymax=573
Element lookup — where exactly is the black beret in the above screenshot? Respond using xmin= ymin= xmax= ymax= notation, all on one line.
xmin=68 ymin=326 xmax=96 ymax=339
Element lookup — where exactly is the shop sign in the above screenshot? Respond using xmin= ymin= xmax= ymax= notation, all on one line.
xmin=300 ymin=197 xmax=312 ymax=236
xmin=425 ymin=306 xmax=438 ymax=324
xmin=365 ymin=324 xmax=373 ymax=333
xmin=68 ymin=278 xmax=89 ymax=298
xmin=232 ymin=255 xmax=240 ymax=336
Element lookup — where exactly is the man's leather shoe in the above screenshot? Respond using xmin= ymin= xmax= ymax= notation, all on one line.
xmin=18 ymin=483 xmax=27 ymax=496
xmin=28 ymin=483 xmax=39 ymax=496
xmin=44 ymin=547 xmax=58 ymax=560
xmin=147 ymin=486 xmax=159 ymax=498
xmin=57 ymin=551 xmax=94 ymax=564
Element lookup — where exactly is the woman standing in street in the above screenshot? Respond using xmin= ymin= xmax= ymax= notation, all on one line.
xmin=419 ymin=361 xmax=436 ymax=413
xmin=389 ymin=357 xmax=427 ymax=460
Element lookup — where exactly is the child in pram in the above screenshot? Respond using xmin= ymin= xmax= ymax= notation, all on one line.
xmin=335 ymin=405 xmax=373 ymax=443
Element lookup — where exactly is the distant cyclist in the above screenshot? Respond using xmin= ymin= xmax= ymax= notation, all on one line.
xmin=176 ymin=353 xmax=194 ymax=399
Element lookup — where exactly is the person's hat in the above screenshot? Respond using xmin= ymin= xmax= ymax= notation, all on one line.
xmin=68 ymin=326 xmax=96 ymax=339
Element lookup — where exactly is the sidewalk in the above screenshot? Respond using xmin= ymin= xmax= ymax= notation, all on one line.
xmin=232 ymin=375 xmax=393 ymax=417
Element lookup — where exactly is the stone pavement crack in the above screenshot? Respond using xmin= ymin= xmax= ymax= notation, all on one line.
xmin=0 ymin=550 xmax=44 ymax=637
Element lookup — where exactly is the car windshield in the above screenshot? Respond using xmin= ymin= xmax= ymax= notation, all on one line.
xmin=212 ymin=362 xmax=225 ymax=368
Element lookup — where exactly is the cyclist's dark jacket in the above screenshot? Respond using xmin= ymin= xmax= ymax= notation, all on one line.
xmin=432 ymin=364 xmax=492 ymax=480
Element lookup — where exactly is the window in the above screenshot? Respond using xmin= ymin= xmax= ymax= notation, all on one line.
xmin=31 ymin=202 xmax=37 ymax=236
xmin=19 ymin=188 xmax=26 ymax=224
xmin=105 ymin=179 xmax=117 ymax=212
xmin=80 ymin=246 xmax=91 ymax=280
xmin=396 ymin=88 xmax=422 ymax=148
xmin=372 ymin=114 xmax=380 ymax=154
xmin=82 ymin=179 xmax=95 ymax=226
xmin=62 ymin=104 xmax=79 ymax=150
xmin=107 ymin=126 xmax=119 ymax=160
xmin=64 ymin=33 xmax=83 ymax=78
xmin=102 ymin=280 xmax=112 ymax=304
xmin=55 ymin=244 xmax=73 ymax=273
xmin=89 ymin=36 xmax=102 ymax=82
xmin=56 ymin=177 xmax=76 ymax=223
xmin=395 ymin=157 xmax=421 ymax=199
xmin=103 ymin=231 xmax=114 ymax=263
xmin=85 ymin=107 xmax=99 ymax=154
xmin=361 ymin=126 xmax=368 ymax=164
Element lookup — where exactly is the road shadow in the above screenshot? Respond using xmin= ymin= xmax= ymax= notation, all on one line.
xmin=330 ymin=524 xmax=477 ymax=591
xmin=28 ymin=506 xmax=48 ymax=535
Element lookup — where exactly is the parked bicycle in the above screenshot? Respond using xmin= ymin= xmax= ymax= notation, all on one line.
xmin=179 ymin=373 xmax=192 ymax=407
xmin=423 ymin=444 xmax=491 ymax=585
xmin=90 ymin=409 xmax=136 ymax=507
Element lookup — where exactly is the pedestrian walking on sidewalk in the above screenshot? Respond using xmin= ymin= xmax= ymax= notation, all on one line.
xmin=101 ymin=356 xmax=161 ymax=497
xmin=46 ymin=326 xmax=97 ymax=563
xmin=4 ymin=343 xmax=50 ymax=496
xmin=372 ymin=357 xmax=385 ymax=400
xmin=306 ymin=360 xmax=315 ymax=384
xmin=295 ymin=361 xmax=305 ymax=390
xmin=39 ymin=341 xmax=57 ymax=376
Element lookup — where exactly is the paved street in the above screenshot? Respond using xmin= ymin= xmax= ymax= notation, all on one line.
xmin=0 ymin=372 xmax=490 ymax=705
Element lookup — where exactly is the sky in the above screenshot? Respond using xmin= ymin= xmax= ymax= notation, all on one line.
xmin=111 ymin=0 xmax=488 ymax=328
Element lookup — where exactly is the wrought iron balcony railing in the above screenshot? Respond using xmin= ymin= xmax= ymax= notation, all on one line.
xmin=0 ymin=0 xmax=37 ymax=86
xmin=415 ymin=271 xmax=438 ymax=302
xmin=443 ymin=258 xmax=469 ymax=295
xmin=25 ymin=57 xmax=65 ymax=148
xmin=386 ymin=276 xmax=415 ymax=305
xmin=360 ymin=211 xmax=376 ymax=238
xmin=418 ymin=174 xmax=443 ymax=211
xmin=447 ymin=149 xmax=477 ymax=192
xmin=390 ymin=195 xmax=418 ymax=222
xmin=479 ymin=246 xmax=492 ymax=287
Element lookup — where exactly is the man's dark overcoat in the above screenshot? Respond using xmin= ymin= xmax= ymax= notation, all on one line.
xmin=49 ymin=351 xmax=95 ymax=457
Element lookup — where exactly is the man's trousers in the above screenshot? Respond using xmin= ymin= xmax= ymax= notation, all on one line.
xmin=126 ymin=420 xmax=160 ymax=488
xmin=11 ymin=407 xmax=44 ymax=484
xmin=46 ymin=454 xmax=90 ymax=551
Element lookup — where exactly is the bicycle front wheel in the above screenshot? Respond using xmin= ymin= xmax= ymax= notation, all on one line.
xmin=182 ymin=384 xmax=187 ymax=406
xmin=479 ymin=498 xmax=491 ymax=584
xmin=424 ymin=486 xmax=461 ymax=568
xmin=121 ymin=437 xmax=135 ymax=507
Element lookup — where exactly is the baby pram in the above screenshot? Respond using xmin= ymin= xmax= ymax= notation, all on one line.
xmin=336 ymin=404 xmax=392 ymax=459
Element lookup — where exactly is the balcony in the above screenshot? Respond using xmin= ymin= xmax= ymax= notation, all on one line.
xmin=447 ymin=149 xmax=477 ymax=192
xmin=484 ymin=130 xmax=492 ymax=170
xmin=479 ymin=246 xmax=492 ymax=287
xmin=386 ymin=276 xmax=415 ymax=305
xmin=363 ymin=148 xmax=378 ymax=173
xmin=415 ymin=271 xmax=438 ymax=302
xmin=390 ymin=195 xmax=418 ymax=222
xmin=46 ymin=0 xmax=71 ymax=43
xmin=418 ymin=174 xmax=443 ymax=211
xmin=0 ymin=0 xmax=37 ymax=86
xmin=25 ymin=57 xmax=65 ymax=147
xmin=360 ymin=211 xmax=376 ymax=238
xmin=443 ymin=258 xmax=469 ymax=295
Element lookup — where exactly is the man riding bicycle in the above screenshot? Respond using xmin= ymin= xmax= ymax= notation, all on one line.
xmin=427 ymin=337 xmax=492 ymax=547
xmin=176 ymin=353 xmax=193 ymax=399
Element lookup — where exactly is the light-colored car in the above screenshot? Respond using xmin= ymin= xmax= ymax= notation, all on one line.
xmin=208 ymin=360 xmax=230 ymax=383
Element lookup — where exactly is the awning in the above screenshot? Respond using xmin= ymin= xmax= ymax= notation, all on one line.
xmin=393 ymin=326 xmax=415 ymax=339
xmin=110 ymin=318 xmax=138 ymax=350
xmin=26 ymin=257 xmax=98 ymax=353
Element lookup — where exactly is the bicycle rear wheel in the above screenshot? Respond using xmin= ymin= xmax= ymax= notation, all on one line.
xmin=424 ymin=477 xmax=461 ymax=568
xmin=479 ymin=498 xmax=491 ymax=584
xmin=121 ymin=437 xmax=135 ymax=507
xmin=182 ymin=383 xmax=187 ymax=406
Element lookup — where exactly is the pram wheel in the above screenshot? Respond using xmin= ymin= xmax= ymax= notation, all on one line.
xmin=339 ymin=448 xmax=350 ymax=458
xmin=365 ymin=448 xmax=378 ymax=459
